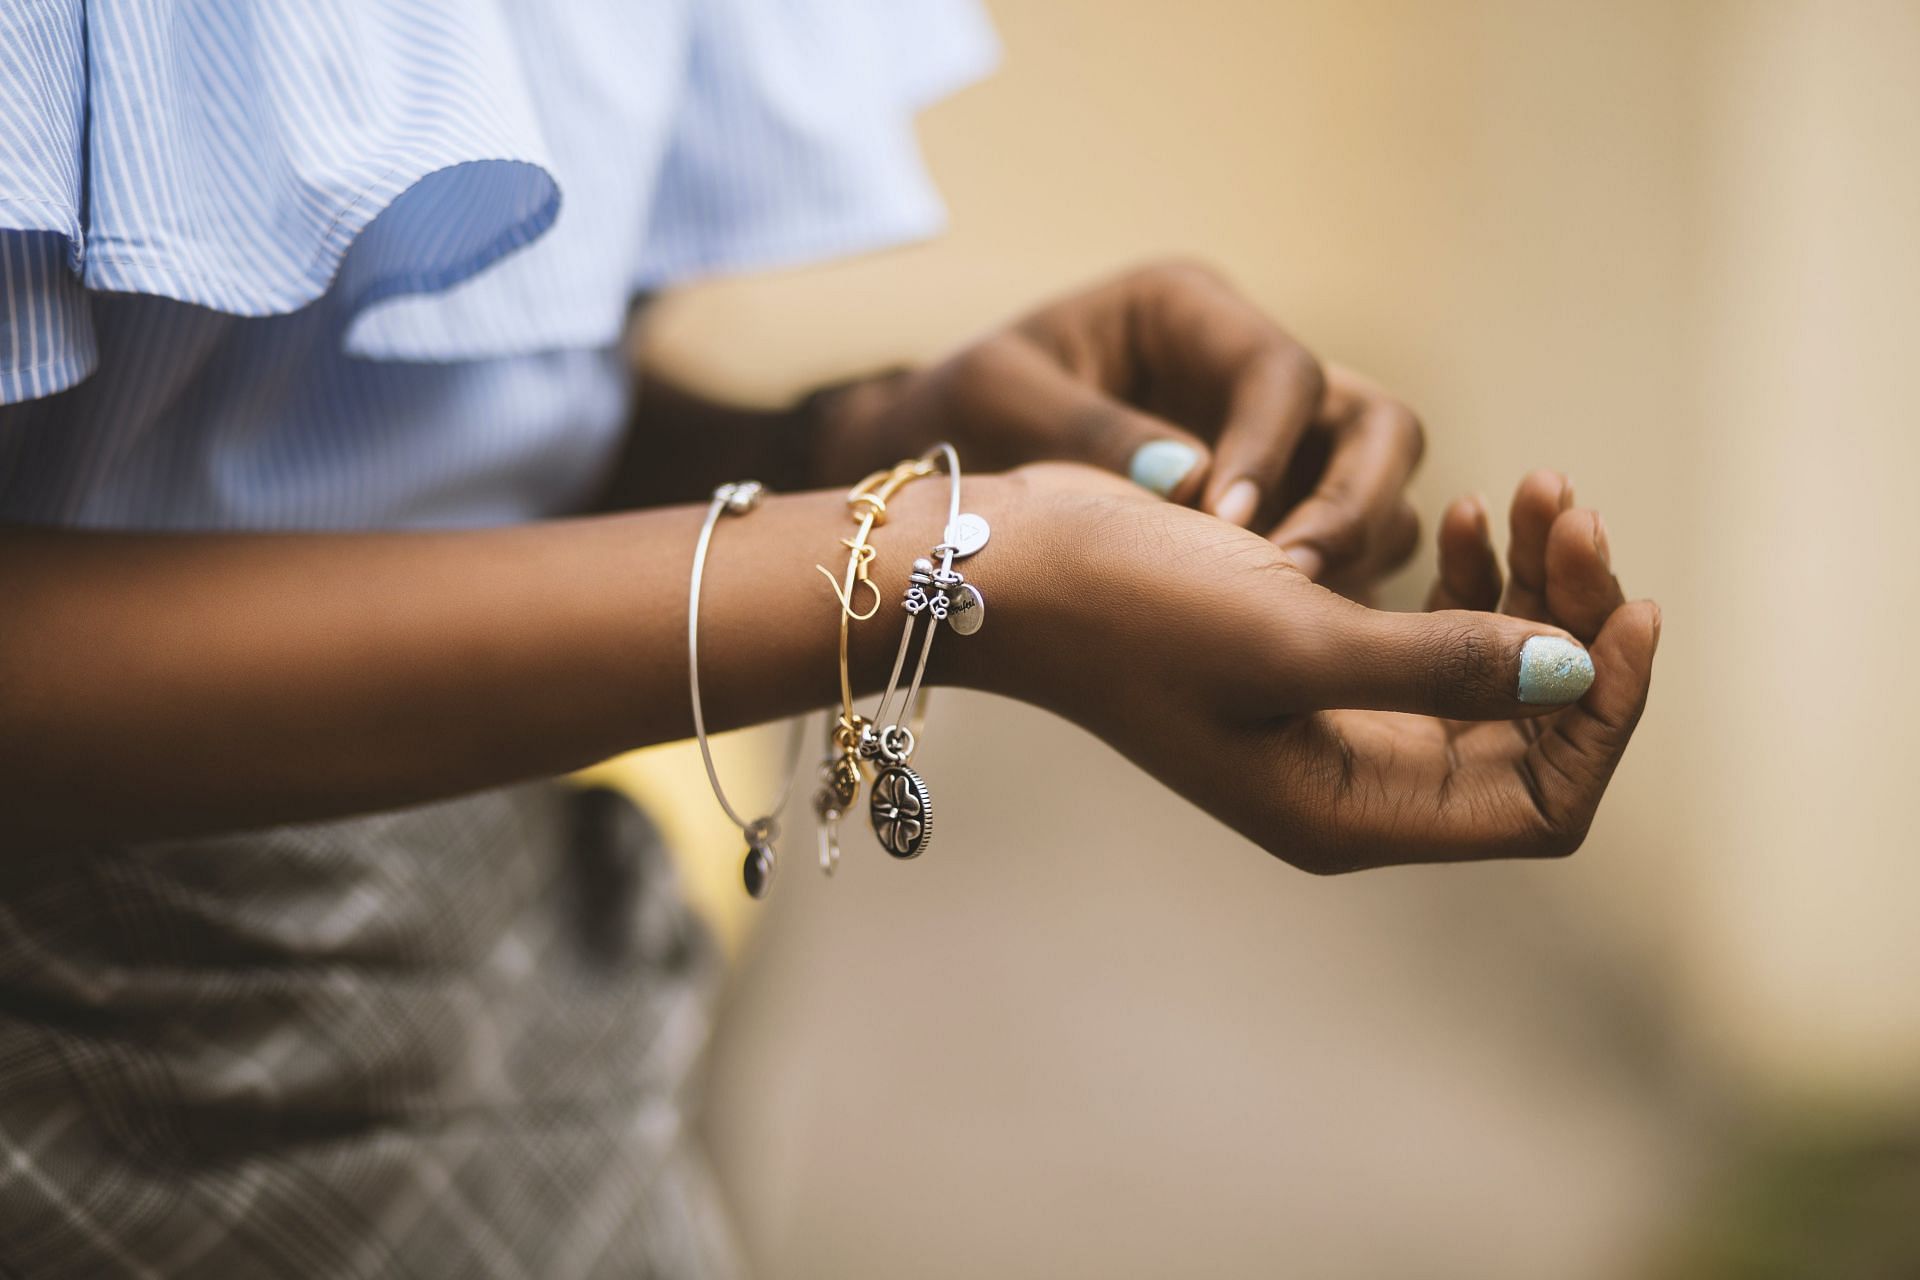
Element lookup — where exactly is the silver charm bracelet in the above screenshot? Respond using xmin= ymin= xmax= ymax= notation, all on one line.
xmin=687 ymin=480 xmax=807 ymax=899
xmin=859 ymin=443 xmax=990 ymax=860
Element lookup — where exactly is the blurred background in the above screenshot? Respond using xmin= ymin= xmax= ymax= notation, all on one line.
xmin=625 ymin=1 xmax=1920 ymax=1275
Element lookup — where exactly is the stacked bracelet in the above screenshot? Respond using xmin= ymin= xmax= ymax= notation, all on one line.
xmin=688 ymin=448 xmax=988 ymax=898
xmin=687 ymin=480 xmax=807 ymax=899
xmin=812 ymin=455 xmax=938 ymax=872
xmin=855 ymin=443 xmax=989 ymax=860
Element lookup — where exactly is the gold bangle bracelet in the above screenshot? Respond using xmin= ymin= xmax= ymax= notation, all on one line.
xmin=810 ymin=455 xmax=939 ymax=873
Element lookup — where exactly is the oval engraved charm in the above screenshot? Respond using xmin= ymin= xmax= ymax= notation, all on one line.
xmin=947 ymin=582 xmax=985 ymax=635
xmin=869 ymin=764 xmax=933 ymax=859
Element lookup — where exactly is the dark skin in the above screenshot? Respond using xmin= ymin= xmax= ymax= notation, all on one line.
xmin=0 ymin=264 xmax=1657 ymax=870
xmin=613 ymin=262 xmax=1425 ymax=590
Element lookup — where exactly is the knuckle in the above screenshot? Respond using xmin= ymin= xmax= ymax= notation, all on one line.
xmin=1299 ymin=499 xmax=1369 ymax=565
xmin=1378 ymin=400 xmax=1426 ymax=463
xmin=1422 ymin=620 xmax=1504 ymax=715
xmin=1061 ymin=400 xmax=1135 ymax=465
xmin=1138 ymin=255 xmax=1227 ymax=290
xmin=1281 ymin=344 xmax=1327 ymax=405
xmin=1379 ymin=504 xmax=1421 ymax=571
xmin=946 ymin=337 xmax=1017 ymax=394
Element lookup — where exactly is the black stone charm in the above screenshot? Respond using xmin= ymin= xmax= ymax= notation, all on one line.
xmin=742 ymin=841 xmax=775 ymax=899
xmin=869 ymin=764 xmax=933 ymax=859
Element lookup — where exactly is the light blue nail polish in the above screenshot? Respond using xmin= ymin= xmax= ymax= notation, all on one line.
xmin=1128 ymin=440 xmax=1200 ymax=497
xmin=1517 ymin=635 xmax=1596 ymax=705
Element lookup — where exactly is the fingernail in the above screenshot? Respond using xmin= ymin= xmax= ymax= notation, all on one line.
xmin=1280 ymin=543 xmax=1323 ymax=579
xmin=1650 ymin=602 xmax=1663 ymax=648
xmin=1471 ymin=495 xmax=1492 ymax=540
xmin=1592 ymin=512 xmax=1611 ymax=565
xmin=1558 ymin=478 xmax=1576 ymax=512
xmin=1213 ymin=478 xmax=1260 ymax=527
xmin=1518 ymin=635 xmax=1595 ymax=704
xmin=1129 ymin=440 xmax=1201 ymax=497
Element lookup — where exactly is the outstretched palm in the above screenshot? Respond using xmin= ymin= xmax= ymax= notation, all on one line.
xmin=1285 ymin=469 xmax=1659 ymax=871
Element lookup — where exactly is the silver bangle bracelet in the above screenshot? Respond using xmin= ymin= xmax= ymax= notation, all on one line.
xmin=858 ymin=442 xmax=990 ymax=860
xmin=687 ymin=480 xmax=807 ymax=899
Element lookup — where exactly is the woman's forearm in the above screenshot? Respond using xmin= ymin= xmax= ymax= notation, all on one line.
xmin=0 ymin=475 xmax=1027 ymax=848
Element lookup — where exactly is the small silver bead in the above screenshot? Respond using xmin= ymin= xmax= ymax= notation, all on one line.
xmin=718 ymin=480 xmax=764 ymax=515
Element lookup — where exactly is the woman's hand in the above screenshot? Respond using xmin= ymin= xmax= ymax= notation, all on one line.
xmin=820 ymin=261 xmax=1427 ymax=594
xmin=954 ymin=464 xmax=1658 ymax=872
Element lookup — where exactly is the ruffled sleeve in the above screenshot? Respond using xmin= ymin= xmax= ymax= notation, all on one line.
xmin=0 ymin=1 xmax=95 ymax=403
xmin=345 ymin=0 xmax=999 ymax=360
xmin=629 ymin=0 xmax=1001 ymax=286
xmin=0 ymin=0 xmax=996 ymax=400
xmin=0 ymin=0 xmax=560 ymax=404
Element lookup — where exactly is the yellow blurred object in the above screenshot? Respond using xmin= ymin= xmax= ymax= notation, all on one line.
xmin=571 ymin=725 xmax=798 ymax=957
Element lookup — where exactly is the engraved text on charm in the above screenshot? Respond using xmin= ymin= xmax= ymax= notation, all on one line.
xmin=947 ymin=582 xmax=985 ymax=635
xmin=870 ymin=765 xmax=933 ymax=859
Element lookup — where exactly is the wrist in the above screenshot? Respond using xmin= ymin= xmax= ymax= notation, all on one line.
xmin=844 ymin=467 xmax=1082 ymax=708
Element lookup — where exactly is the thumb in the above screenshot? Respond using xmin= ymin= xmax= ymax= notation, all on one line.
xmin=1279 ymin=592 xmax=1599 ymax=719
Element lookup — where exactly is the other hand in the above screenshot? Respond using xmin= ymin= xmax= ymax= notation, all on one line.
xmin=961 ymin=464 xmax=1658 ymax=873
xmin=823 ymin=261 xmax=1426 ymax=594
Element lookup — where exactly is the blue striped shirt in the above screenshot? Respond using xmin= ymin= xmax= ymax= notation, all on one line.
xmin=0 ymin=0 xmax=997 ymax=528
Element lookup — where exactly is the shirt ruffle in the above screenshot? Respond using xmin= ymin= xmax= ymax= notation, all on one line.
xmin=0 ymin=0 xmax=998 ymax=400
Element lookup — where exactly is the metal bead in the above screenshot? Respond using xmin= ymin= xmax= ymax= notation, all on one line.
xmin=718 ymin=480 xmax=764 ymax=515
xmin=878 ymin=724 xmax=916 ymax=763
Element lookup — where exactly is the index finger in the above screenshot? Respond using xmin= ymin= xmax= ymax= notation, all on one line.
xmin=1202 ymin=344 xmax=1324 ymax=527
xmin=1267 ymin=380 xmax=1425 ymax=582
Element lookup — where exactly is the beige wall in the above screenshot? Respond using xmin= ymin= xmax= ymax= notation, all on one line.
xmin=645 ymin=2 xmax=1920 ymax=1274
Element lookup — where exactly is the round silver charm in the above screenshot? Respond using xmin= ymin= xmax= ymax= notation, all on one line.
xmin=947 ymin=582 xmax=985 ymax=635
xmin=869 ymin=764 xmax=933 ymax=859
xmin=942 ymin=513 xmax=991 ymax=559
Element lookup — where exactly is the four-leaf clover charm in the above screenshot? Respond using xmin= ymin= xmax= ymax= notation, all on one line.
xmin=870 ymin=765 xmax=933 ymax=859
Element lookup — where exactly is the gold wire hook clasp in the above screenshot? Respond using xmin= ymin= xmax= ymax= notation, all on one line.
xmin=816 ymin=538 xmax=880 ymax=621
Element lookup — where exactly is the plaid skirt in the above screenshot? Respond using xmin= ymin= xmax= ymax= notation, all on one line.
xmin=0 ymin=783 xmax=741 ymax=1279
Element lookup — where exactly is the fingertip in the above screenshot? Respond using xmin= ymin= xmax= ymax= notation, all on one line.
xmin=1518 ymin=633 xmax=1596 ymax=705
xmin=1211 ymin=477 xmax=1262 ymax=527
xmin=1281 ymin=542 xmax=1324 ymax=580
xmin=1514 ymin=468 xmax=1566 ymax=514
xmin=1613 ymin=598 xmax=1662 ymax=660
xmin=1589 ymin=599 xmax=1661 ymax=698
xmin=1440 ymin=494 xmax=1480 ymax=541
xmin=1128 ymin=438 xmax=1206 ymax=500
xmin=1546 ymin=507 xmax=1610 ymax=575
